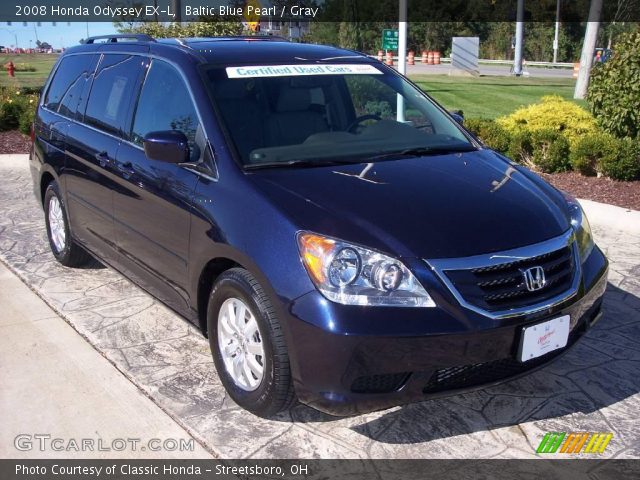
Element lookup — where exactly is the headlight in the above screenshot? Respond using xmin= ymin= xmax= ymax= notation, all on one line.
xmin=297 ymin=232 xmax=435 ymax=307
xmin=564 ymin=193 xmax=594 ymax=261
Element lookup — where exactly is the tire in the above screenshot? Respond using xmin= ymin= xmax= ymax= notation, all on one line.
xmin=43 ymin=181 xmax=92 ymax=267
xmin=207 ymin=268 xmax=296 ymax=417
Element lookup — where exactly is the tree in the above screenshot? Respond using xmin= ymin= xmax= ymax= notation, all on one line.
xmin=116 ymin=20 xmax=243 ymax=38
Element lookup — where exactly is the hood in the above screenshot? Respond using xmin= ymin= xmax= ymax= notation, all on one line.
xmin=248 ymin=150 xmax=570 ymax=259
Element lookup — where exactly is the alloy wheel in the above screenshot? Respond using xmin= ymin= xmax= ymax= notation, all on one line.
xmin=217 ymin=297 xmax=265 ymax=391
xmin=48 ymin=196 xmax=66 ymax=253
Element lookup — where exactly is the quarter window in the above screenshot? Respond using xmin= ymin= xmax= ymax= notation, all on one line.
xmin=132 ymin=60 xmax=201 ymax=162
xmin=44 ymin=54 xmax=98 ymax=119
xmin=84 ymin=54 xmax=143 ymax=136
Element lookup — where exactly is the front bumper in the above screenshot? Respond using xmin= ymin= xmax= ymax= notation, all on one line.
xmin=284 ymin=245 xmax=608 ymax=416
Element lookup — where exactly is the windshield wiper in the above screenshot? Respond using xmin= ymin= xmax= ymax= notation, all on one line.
xmin=368 ymin=145 xmax=477 ymax=162
xmin=244 ymin=158 xmax=366 ymax=170
xmin=244 ymin=145 xmax=477 ymax=170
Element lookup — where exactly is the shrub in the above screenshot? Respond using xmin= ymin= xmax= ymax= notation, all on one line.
xmin=506 ymin=130 xmax=533 ymax=165
xmin=463 ymin=118 xmax=511 ymax=153
xmin=0 ymin=87 xmax=39 ymax=134
xmin=13 ymin=63 xmax=36 ymax=72
xmin=587 ymin=32 xmax=640 ymax=140
xmin=599 ymin=138 xmax=640 ymax=181
xmin=18 ymin=104 xmax=35 ymax=135
xmin=0 ymin=101 xmax=24 ymax=131
xmin=497 ymin=95 xmax=598 ymax=146
xmin=529 ymin=129 xmax=571 ymax=173
xmin=570 ymin=134 xmax=614 ymax=176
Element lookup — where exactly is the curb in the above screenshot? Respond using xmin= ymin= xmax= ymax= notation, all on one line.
xmin=0 ymin=153 xmax=29 ymax=168
xmin=578 ymin=198 xmax=640 ymax=236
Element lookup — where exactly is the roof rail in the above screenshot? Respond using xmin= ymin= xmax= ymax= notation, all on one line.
xmin=187 ymin=35 xmax=289 ymax=43
xmin=81 ymin=34 xmax=156 ymax=44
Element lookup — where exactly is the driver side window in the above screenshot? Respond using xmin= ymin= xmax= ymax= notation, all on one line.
xmin=132 ymin=60 xmax=202 ymax=163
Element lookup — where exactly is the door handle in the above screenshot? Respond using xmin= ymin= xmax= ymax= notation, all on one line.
xmin=117 ymin=161 xmax=136 ymax=178
xmin=95 ymin=151 xmax=112 ymax=168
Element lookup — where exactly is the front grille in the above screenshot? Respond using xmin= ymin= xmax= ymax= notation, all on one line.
xmin=351 ymin=372 xmax=411 ymax=394
xmin=422 ymin=329 xmax=579 ymax=394
xmin=444 ymin=245 xmax=575 ymax=312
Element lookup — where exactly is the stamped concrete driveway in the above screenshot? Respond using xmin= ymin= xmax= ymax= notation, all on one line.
xmin=1 ymin=155 xmax=639 ymax=459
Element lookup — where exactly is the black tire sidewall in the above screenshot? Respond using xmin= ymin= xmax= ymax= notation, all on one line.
xmin=207 ymin=274 xmax=279 ymax=413
xmin=43 ymin=182 xmax=73 ymax=264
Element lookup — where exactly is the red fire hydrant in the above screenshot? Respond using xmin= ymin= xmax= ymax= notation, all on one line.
xmin=6 ymin=61 xmax=15 ymax=77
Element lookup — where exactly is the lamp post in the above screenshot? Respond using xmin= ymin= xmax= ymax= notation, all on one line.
xmin=513 ymin=0 xmax=525 ymax=76
xmin=553 ymin=0 xmax=561 ymax=63
xmin=396 ymin=0 xmax=407 ymax=122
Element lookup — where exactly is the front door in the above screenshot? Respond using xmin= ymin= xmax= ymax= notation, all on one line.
xmin=113 ymin=59 xmax=204 ymax=310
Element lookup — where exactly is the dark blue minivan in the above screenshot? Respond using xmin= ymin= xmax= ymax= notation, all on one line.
xmin=30 ymin=35 xmax=608 ymax=417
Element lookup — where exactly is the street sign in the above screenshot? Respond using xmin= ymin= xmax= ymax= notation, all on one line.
xmin=382 ymin=29 xmax=398 ymax=50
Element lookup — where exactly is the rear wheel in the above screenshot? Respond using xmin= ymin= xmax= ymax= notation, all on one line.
xmin=43 ymin=181 xmax=92 ymax=267
xmin=207 ymin=268 xmax=296 ymax=417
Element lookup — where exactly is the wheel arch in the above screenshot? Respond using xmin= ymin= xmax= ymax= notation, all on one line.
xmin=39 ymin=171 xmax=56 ymax=206
xmin=196 ymin=257 xmax=241 ymax=335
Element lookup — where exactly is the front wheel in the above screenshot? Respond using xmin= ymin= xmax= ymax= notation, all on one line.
xmin=207 ymin=268 xmax=296 ymax=417
xmin=43 ymin=181 xmax=92 ymax=267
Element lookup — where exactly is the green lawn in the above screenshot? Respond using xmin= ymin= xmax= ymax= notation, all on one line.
xmin=410 ymin=75 xmax=585 ymax=119
xmin=0 ymin=53 xmax=58 ymax=89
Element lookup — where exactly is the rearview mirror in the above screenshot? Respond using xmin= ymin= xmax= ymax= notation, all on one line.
xmin=143 ymin=131 xmax=189 ymax=164
xmin=449 ymin=110 xmax=464 ymax=125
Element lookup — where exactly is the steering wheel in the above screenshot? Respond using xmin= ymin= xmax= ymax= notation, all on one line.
xmin=347 ymin=114 xmax=382 ymax=133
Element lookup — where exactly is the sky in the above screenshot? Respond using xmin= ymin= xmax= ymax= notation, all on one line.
xmin=0 ymin=22 xmax=116 ymax=49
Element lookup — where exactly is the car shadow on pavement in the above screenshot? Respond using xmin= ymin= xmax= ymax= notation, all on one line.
xmin=287 ymin=283 xmax=640 ymax=445
xmin=78 ymin=256 xmax=106 ymax=270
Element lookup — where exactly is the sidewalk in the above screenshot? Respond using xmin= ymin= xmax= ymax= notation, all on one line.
xmin=0 ymin=261 xmax=213 ymax=459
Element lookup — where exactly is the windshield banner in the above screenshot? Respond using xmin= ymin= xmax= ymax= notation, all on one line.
xmin=226 ymin=64 xmax=382 ymax=79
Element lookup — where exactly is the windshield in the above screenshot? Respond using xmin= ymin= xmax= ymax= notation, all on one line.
xmin=203 ymin=63 xmax=474 ymax=168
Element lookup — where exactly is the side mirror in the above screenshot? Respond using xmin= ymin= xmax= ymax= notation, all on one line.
xmin=143 ymin=130 xmax=189 ymax=164
xmin=449 ymin=110 xmax=464 ymax=125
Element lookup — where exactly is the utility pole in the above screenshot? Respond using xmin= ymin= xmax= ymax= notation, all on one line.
xmin=0 ymin=28 xmax=18 ymax=48
xmin=396 ymin=0 xmax=407 ymax=122
xmin=513 ymin=0 xmax=524 ymax=76
xmin=172 ymin=0 xmax=182 ymax=23
xmin=553 ymin=0 xmax=561 ymax=63
xmin=574 ymin=0 xmax=603 ymax=99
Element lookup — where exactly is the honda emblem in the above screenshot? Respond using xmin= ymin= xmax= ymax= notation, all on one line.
xmin=522 ymin=266 xmax=546 ymax=292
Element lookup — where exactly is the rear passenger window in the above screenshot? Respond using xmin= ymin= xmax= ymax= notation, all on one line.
xmin=131 ymin=60 xmax=201 ymax=162
xmin=44 ymin=54 xmax=97 ymax=118
xmin=84 ymin=54 xmax=142 ymax=136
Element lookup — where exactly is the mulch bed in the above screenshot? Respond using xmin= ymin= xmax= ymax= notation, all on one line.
xmin=1 ymin=130 xmax=638 ymax=211
xmin=0 ymin=130 xmax=31 ymax=154
xmin=541 ymin=172 xmax=640 ymax=212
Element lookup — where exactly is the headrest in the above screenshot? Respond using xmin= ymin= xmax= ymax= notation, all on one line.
xmin=276 ymin=86 xmax=311 ymax=113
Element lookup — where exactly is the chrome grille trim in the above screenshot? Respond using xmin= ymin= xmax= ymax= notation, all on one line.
xmin=426 ymin=230 xmax=581 ymax=319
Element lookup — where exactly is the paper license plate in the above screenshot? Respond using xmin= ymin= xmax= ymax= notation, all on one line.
xmin=519 ymin=315 xmax=570 ymax=362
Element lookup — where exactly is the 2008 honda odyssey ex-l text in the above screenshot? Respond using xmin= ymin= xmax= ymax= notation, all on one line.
xmin=31 ymin=35 xmax=608 ymax=417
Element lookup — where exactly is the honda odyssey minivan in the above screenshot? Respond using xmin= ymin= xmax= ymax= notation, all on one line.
xmin=30 ymin=35 xmax=608 ymax=417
